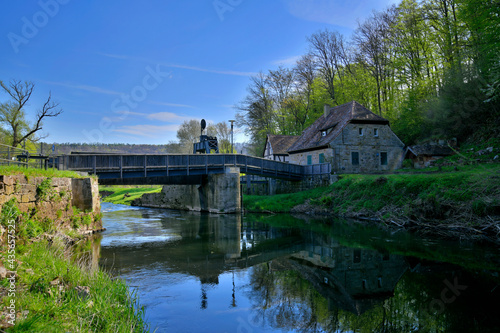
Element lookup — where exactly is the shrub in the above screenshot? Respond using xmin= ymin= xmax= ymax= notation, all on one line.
xmin=36 ymin=178 xmax=53 ymax=201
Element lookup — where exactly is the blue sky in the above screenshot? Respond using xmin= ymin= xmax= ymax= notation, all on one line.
xmin=1 ymin=0 xmax=398 ymax=145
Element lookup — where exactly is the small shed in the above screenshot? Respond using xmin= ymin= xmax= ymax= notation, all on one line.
xmin=405 ymin=143 xmax=455 ymax=168
xmin=262 ymin=134 xmax=299 ymax=162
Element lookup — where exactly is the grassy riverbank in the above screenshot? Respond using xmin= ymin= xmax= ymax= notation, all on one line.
xmin=244 ymin=163 xmax=500 ymax=241
xmin=0 ymin=165 xmax=87 ymax=179
xmin=1 ymin=238 xmax=147 ymax=332
xmin=0 ymin=166 xmax=148 ymax=331
xmin=100 ymin=186 xmax=162 ymax=206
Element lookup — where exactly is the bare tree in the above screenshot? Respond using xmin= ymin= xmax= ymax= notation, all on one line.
xmin=0 ymin=80 xmax=63 ymax=147
xmin=292 ymin=54 xmax=317 ymax=130
xmin=236 ymin=71 xmax=275 ymax=154
xmin=266 ymin=66 xmax=295 ymax=134
xmin=354 ymin=8 xmax=396 ymax=115
xmin=308 ymin=30 xmax=351 ymax=105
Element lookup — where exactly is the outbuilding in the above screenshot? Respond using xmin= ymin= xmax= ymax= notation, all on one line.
xmin=405 ymin=142 xmax=455 ymax=168
xmin=262 ymin=134 xmax=299 ymax=162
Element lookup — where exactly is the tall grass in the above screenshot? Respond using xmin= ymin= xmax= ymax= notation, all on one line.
xmin=0 ymin=165 xmax=87 ymax=179
xmin=2 ymin=239 xmax=148 ymax=332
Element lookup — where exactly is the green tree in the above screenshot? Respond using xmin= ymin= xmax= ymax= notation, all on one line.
xmin=176 ymin=119 xmax=201 ymax=153
xmin=207 ymin=121 xmax=235 ymax=153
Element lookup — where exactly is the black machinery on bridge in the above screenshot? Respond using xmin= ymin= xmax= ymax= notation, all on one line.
xmin=193 ymin=119 xmax=219 ymax=154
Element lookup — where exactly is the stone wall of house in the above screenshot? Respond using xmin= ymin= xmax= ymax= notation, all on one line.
xmin=0 ymin=175 xmax=102 ymax=234
xmin=289 ymin=124 xmax=405 ymax=174
xmin=330 ymin=123 xmax=405 ymax=173
xmin=288 ymin=148 xmax=334 ymax=166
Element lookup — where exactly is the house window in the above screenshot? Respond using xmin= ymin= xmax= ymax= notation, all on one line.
xmin=380 ymin=152 xmax=388 ymax=165
xmin=352 ymin=152 xmax=359 ymax=165
xmin=374 ymin=128 xmax=378 ymax=137
xmin=319 ymin=153 xmax=325 ymax=163
xmin=359 ymin=128 xmax=363 ymax=136
xmin=321 ymin=131 xmax=327 ymax=137
xmin=307 ymin=155 xmax=312 ymax=165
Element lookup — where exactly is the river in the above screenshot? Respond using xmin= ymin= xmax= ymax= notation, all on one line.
xmin=97 ymin=202 xmax=500 ymax=332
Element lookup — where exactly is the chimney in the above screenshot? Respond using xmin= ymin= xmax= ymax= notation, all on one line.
xmin=324 ymin=104 xmax=331 ymax=118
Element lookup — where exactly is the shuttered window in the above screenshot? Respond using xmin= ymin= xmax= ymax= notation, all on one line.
xmin=380 ymin=152 xmax=388 ymax=165
xmin=352 ymin=152 xmax=359 ymax=165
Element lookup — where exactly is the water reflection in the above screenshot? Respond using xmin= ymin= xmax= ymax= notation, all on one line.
xmin=99 ymin=203 xmax=500 ymax=332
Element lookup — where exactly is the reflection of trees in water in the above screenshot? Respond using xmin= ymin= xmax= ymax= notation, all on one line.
xmin=245 ymin=259 xmax=500 ymax=332
xmin=247 ymin=262 xmax=330 ymax=332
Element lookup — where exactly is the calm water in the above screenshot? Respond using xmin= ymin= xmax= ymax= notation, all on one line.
xmin=98 ymin=202 xmax=500 ymax=332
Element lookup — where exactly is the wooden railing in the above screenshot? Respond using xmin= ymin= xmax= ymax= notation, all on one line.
xmin=61 ymin=154 xmax=331 ymax=179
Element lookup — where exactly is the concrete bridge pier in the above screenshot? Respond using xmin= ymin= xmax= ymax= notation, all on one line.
xmin=133 ymin=167 xmax=241 ymax=214
xmin=198 ymin=167 xmax=241 ymax=213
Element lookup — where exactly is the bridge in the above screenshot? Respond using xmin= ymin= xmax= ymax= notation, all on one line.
xmin=60 ymin=153 xmax=331 ymax=185
xmin=60 ymin=153 xmax=331 ymax=214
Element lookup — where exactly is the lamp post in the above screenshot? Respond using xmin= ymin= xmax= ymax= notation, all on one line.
xmin=229 ymin=120 xmax=235 ymax=154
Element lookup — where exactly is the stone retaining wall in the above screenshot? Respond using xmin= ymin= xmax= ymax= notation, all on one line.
xmin=242 ymin=174 xmax=337 ymax=196
xmin=0 ymin=175 xmax=102 ymax=233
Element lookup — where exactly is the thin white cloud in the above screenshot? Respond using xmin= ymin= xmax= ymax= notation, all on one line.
xmin=113 ymin=110 xmax=195 ymax=123
xmin=114 ymin=124 xmax=180 ymax=138
xmin=159 ymin=63 xmax=258 ymax=77
xmin=44 ymin=80 xmax=121 ymax=96
xmin=114 ymin=110 xmax=145 ymax=117
xmin=97 ymin=53 xmax=133 ymax=60
xmin=272 ymin=55 xmax=301 ymax=66
xmin=98 ymin=53 xmax=257 ymax=77
xmin=148 ymin=100 xmax=195 ymax=108
xmin=146 ymin=112 xmax=194 ymax=123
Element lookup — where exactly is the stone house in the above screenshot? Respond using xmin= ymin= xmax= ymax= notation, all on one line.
xmin=262 ymin=134 xmax=299 ymax=162
xmin=287 ymin=101 xmax=405 ymax=173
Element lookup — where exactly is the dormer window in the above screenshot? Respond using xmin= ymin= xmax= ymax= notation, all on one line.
xmin=359 ymin=128 xmax=363 ymax=136
xmin=321 ymin=131 xmax=327 ymax=137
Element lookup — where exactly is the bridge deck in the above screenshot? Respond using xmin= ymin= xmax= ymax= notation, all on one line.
xmin=61 ymin=154 xmax=331 ymax=184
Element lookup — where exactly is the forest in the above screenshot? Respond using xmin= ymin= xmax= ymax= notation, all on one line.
xmin=236 ymin=0 xmax=500 ymax=155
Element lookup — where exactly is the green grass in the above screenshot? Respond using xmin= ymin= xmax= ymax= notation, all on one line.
xmin=244 ymin=186 xmax=332 ymax=213
xmin=0 ymin=165 xmax=88 ymax=179
xmin=243 ymin=163 xmax=500 ymax=223
xmin=0 ymin=190 xmax=147 ymax=331
xmin=100 ymin=186 xmax=162 ymax=205
xmin=1 ymin=239 xmax=147 ymax=332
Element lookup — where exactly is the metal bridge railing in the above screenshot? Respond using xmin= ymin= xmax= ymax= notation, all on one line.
xmin=62 ymin=153 xmax=331 ymax=179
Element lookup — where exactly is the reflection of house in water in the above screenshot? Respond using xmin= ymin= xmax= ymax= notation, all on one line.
xmin=289 ymin=238 xmax=408 ymax=315
xmin=101 ymin=212 xmax=407 ymax=314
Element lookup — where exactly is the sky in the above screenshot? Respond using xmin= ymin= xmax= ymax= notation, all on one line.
xmin=0 ymin=0 xmax=399 ymax=145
